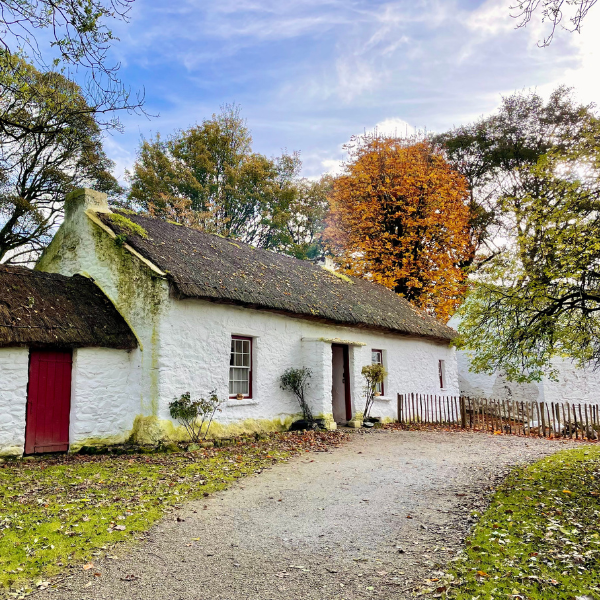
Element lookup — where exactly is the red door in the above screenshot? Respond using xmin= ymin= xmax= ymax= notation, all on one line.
xmin=25 ymin=350 xmax=73 ymax=454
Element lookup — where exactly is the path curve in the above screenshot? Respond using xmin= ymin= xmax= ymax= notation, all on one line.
xmin=36 ymin=430 xmax=580 ymax=600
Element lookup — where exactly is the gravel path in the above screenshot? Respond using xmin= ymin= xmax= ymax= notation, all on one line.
xmin=36 ymin=430 xmax=582 ymax=600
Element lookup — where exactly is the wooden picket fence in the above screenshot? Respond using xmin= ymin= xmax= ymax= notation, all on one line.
xmin=397 ymin=393 xmax=600 ymax=440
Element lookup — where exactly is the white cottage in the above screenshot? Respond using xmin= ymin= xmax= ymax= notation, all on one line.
xmin=1 ymin=188 xmax=459 ymax=455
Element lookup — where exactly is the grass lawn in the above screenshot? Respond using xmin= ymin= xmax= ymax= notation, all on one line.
xmin=0 ymin=430 xmax=345 ymax=597
xmin=440 ymin=445 xmax=600 ymax=600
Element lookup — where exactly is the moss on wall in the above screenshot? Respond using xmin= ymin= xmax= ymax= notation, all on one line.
xmin=127 ymin=414 xmax=297 ymax=445
xmin=0 ymin=446 xmax=25 ymax=459
xmin=35 ymin=226 xmax=80 ymax=273
xmin=90 ymin=221 xmax=167 ymax=415
xmin=315 ymin=412 xmax=337 ymax=430
xmin=69 ymin=433 xmax=131 ymax=453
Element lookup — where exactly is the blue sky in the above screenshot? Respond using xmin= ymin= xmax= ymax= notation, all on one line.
xmin=101 ymin=0 xmax=600 ymax=181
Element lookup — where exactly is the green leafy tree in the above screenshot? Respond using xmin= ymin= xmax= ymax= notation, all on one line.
xmin=456 ymin=96 xmax=600 ymax=382
xmin=282 ymin=175 xmax=332 ymax=260
xmin=0 ymin=54 xmax=119 ymax=264
xmin=128 ymin=105 xmax=329 ymax=255
xmin=436 ymin=86 xmax=594 ymax=263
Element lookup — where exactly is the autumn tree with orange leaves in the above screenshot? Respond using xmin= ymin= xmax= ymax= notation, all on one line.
xmin=324 ymin=136 xmax=474 ymax=320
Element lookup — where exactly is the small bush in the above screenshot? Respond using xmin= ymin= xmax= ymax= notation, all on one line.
xmin=280 ymin=367 xmax=313 ymax=421
xmin=362 ymin=364 xmax=387 ymax=419
xmin=168 ymin=391 xmax=223 ymax=442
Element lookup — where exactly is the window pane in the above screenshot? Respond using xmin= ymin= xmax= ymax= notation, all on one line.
xmin=229 ymin=367 xmax=249 ymax=396
xmin=229 ymin=337 xmax=251 ymax=396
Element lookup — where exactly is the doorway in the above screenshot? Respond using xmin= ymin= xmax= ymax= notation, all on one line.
xmin=25 ymin=350 xmax=73 ymax=454
xmin=331 ymin=344 xmax=352 ymax=422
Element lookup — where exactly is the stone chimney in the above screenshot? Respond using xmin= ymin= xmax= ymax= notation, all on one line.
xmin=64 ymin=188 xmax=111 ymax=220
xmin=315 ymin=255 xmax=336 ymax=270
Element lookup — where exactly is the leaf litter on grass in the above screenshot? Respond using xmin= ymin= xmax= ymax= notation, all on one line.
xmin=0 ymin=430 xmax=346 ymax=597
xmin=425 ymin=446 xmax=600 ymax=600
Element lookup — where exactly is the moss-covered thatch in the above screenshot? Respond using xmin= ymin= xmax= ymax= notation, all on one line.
xmin=0 ymin=265 xmax=137 ymax=349
xmin=98 ymin=210 xmax=456 ymax=341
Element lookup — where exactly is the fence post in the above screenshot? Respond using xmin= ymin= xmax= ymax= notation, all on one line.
xmin=540 ymin=401 xmax=546 ymax=437
xmin=585 ymin=404 xmax=590 ymax=440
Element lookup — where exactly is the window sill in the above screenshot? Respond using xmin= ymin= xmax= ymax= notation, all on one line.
xmin=224 ymin=399 xmax=259 ymax=407
xmin=373 ymin=396 xmax=393 ymax=403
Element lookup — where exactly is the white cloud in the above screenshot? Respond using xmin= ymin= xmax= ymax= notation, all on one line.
xmin=321 ymin=158 xmax=345 ymax=176
xmin=371 ymin=117 xmax=417 ymax=137
xmin=538 ymin=8 xmax=600 ymax=104
xmin=103 ymin=0 xmax=600 ymax=185
xmin=102 ymin=135 xmax=137 ymax=186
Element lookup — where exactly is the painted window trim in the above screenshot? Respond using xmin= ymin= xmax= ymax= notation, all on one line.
xmin=229 ymin=335 xmax=253 ymax=399
xmin=371 ymin=348 xmax=384 ymax=396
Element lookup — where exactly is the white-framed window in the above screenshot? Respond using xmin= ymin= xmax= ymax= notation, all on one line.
xmin=371 ymin=349 xmax=384 ymax=395
xmin=438 ymin=359 xmax=446 ymax=389
xmin=229 ymin=336 xmax=252 ymax=398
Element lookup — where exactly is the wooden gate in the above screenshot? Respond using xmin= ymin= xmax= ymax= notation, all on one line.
xmin=25 ymin=350 xmax=73 ymax=454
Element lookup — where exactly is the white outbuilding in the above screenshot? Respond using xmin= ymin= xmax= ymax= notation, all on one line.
xmin=0 ymin=265 xmax=137 ymax=457
xmin=458 ymin=350 xmax=600 ymax=405
xmin=0 ymin=188 xmax=459 ymax=455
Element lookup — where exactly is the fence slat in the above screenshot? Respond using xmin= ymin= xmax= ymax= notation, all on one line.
xmin=568 ymin=403 xmax=573 ymax=439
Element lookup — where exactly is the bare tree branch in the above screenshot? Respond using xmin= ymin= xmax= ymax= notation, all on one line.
xmin=511 ymin=0 xmax=598 ymax=46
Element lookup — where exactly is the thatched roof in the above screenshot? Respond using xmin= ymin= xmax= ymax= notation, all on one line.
xmin=98 ymin=211 xmax=456 ymax=342
xmin=0 ymin=265 xmax=137 ymax=349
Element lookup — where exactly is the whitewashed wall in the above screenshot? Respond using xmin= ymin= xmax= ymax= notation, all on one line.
xmin=69 ymin=348 xmax=139 ymax=450
xmin=457 ymin=350 xmax=542 ymax=402
xmin=458 ymin=350 xmax=600 ymax=405
xmin=156 ymin=298 xmax=459 ymax=425
xmin=0 ymin=347 xmax=29 ymax=457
